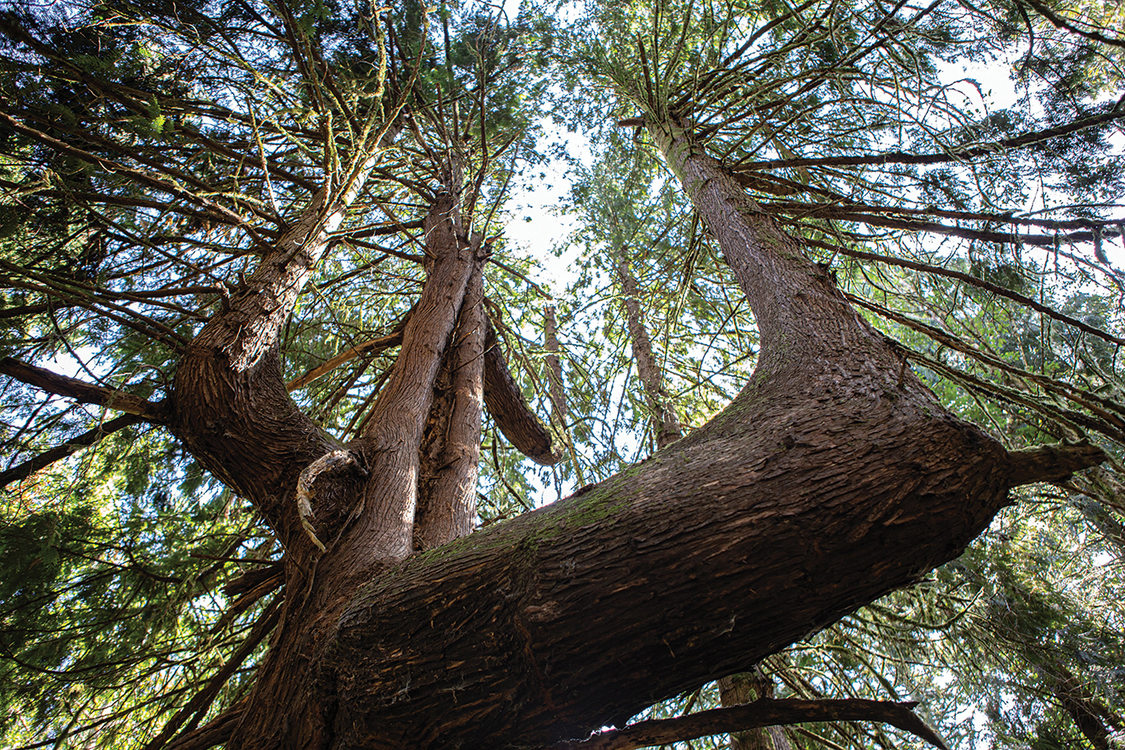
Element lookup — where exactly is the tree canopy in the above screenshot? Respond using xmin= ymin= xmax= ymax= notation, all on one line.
xmin=0 ymin=0 xmax=1123 ymax=748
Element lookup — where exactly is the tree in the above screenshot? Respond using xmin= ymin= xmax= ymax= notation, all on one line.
xmin=0 ymin=0 xmax=1122 ymax=748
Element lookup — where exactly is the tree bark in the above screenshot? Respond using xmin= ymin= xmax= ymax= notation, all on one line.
xmin=416 ymin=259 xmax=487 ymax=551
xmin=316 ymin=120 xmax=1103 ymax=748
xmin=163 ymin=119 xmax=1105 ymax=750
xmin=614 ymin=252 xmax=683 ymax=450
xmin=218 ymin=190 xmax=479 ymax=749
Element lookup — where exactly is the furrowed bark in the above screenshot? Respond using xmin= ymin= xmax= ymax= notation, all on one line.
xmin=169 ymin=144 xmax=390 ymax=559
xmin=170 ymin=188 xmax=350 ymax=558
xmin=340 ymin=192 xmax=479 ymax=567
xmin=316 ymin=119 xmax=1107 ymax=749
xmin=415 ymin=259 xmax=486 ymax=551
xmin=224 ymin=191 xmax=477 ymax=750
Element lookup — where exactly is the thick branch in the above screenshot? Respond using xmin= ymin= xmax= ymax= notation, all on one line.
xmin=550 ymin=699 xmax=949 ymax=750
xmin=1006 ymin=442 xmax=1107 ymax=486
xmin=482 ymin=320 xmax=562 ymax=465
xmin=0 ymin=357 xmax=167 ymax=422
xmin=170 ymin=128 xmax=397 ymax=555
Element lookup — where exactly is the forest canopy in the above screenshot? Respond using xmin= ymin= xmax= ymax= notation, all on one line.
xmin=0 ymin=0 xmax=1123 ymax=748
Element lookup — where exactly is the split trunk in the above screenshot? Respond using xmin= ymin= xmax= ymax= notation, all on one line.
xmin=163 ymin=123 xmax=1101 ymax=749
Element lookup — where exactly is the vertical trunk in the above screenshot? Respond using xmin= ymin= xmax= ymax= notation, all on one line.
xmin=339 ymin=192 xmax=478 ymax=569
xmin=718 ymin=671 xmax=793 ymax=750
xmin=223 ymin=191 xmax=478 ymax=750
xmin=415 ymin=258 xmax=486 ymax=551
xmin=614 ymin=251 xmax=683 ymax=449
xmin=544 ymin=305 xmax=569 ymax=433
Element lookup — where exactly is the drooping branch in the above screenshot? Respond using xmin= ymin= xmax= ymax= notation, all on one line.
xmin=142 ymin=597 xmax=283 ymax=750
xmin=549 ymin=698 xmax=949 ymax=750
xmin=482 ymin=319 xmax=562 ymax=465
xmin=823 ymin=244 xmax=1125 ymax=348
xmin=1018 ymin=0 xmax=1125 ymax=49
xmin=0 ymin=357 xmax=167 ymax=422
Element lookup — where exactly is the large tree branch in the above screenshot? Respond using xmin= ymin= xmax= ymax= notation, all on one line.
xmin=170 ymin=130 xmax=397 ymax=556
xmin=0 ymin=357 xmax=167 ymax=422
xmin=549 ymin=698 xmax=949 ymax=750
xmin=1006 ymin=442 xmax=1108 ymax=486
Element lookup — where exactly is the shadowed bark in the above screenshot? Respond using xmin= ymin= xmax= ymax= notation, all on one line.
xmin=482 ymin=320 xmax=563 ymax=464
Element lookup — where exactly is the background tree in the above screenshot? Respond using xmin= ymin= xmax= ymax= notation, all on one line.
xmin=0 ymin=0 xmax=1122 ymax=748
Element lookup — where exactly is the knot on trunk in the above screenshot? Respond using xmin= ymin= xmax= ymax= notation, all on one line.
xmin=296 ymin=449 xmax=368 ymax=551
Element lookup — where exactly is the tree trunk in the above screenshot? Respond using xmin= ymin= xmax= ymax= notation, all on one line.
xmin=319 ymin=120 xmax=1099 ymax=747
xmin=164 ymin=120 xmax=1103 ymax=749
xmin=614 ymin=251 xmax=683 ymax=450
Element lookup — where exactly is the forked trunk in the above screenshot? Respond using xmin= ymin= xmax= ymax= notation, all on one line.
xmin=317 ymin=122 xmax=1098 ymax=747
xmin=167 ymin=123 xmax=1102 ymax=749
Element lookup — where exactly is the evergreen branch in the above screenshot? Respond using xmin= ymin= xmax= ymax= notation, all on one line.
xmin=810 ymin=241 xmax=1125 ymax=346
xmin=1019 ymin=0 xmax=1125 ymax=49
xmin=733 ymin=102 xmax=1125 ymax=171
xmin=143 ymin=597 xmax=282 ymax=750
xmin=0 ymin=357 xmax=168 ymax=423
xmin=0 ymin=413 xmax=141 ymax=490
